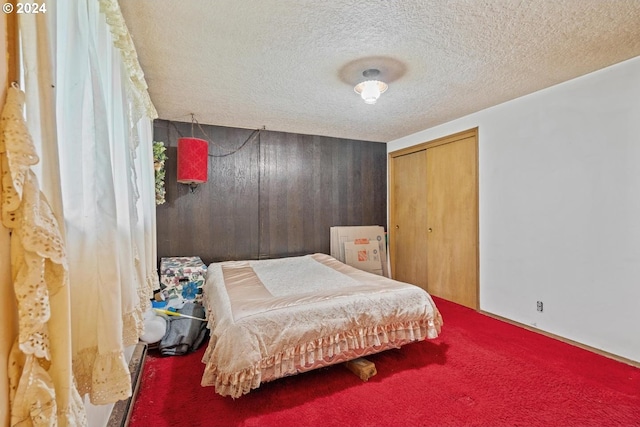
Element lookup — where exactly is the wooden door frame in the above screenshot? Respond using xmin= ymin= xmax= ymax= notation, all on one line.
xmin=388 ymin=127 xmax=479 ymax=309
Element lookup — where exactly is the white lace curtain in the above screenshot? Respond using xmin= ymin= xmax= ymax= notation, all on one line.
xmin=56 ymin=0 xmax=158 ymax=404
xmin=1 ymin=0 xmax=159 ymax=425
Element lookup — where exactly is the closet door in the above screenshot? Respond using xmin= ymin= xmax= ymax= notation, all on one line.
xmin=426 ymin=134 xmax=478 ymax=309
xmin=389 ymin=149 xmax=428 ymax=289
xmin=389 ymin=129 xmax=478 ymax=309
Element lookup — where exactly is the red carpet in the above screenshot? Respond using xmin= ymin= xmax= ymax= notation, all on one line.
xmin=129 ymin=297 xmax=640 ymax=427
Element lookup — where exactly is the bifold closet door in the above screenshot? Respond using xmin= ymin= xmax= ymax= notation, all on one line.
xmin=390 ymin=129 xmax=478 ymax=309
xmin=425 ymin=135 xmax=478 ymax=309
xmin=389 ymin=149 xmax=428 ymax=290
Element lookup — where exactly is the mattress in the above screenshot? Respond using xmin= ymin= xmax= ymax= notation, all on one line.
xmin=201 ymin=253 xmax=442 ymax=398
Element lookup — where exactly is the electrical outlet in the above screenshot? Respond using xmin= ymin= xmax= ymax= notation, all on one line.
xmin=536 ymin=301 xmax=543 ymax=312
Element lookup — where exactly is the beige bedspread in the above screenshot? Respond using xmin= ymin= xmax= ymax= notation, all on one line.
xmin=201 ymin=253 xmax=442 ymax=398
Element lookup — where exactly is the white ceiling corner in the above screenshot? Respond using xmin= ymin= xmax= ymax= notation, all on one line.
xmin=119 ymin=0 xmax=640 ymax=143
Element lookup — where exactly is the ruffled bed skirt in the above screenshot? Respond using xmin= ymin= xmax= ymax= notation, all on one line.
xmin=201 ymin=318 xmax=440 ymax=398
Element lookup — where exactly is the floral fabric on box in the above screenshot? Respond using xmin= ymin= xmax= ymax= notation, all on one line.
xmin=160 ymin=257 xmax=207 ymax=302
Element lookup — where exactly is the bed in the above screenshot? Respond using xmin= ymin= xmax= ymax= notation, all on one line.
xmin=200 ymin=253 xmax=443 ymax=398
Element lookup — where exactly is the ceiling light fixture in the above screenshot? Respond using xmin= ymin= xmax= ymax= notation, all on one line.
xmin=177 ymin=136 xmax=208 ymax=192
xmin=176 ymin=115 xmax=209 ymax=193
xmin=354 ymin=68 xmax=388 ymax=104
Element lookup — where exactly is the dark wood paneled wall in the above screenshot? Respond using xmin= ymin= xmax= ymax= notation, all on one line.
xmin=154 ymin=119 xmax=387 ymax=266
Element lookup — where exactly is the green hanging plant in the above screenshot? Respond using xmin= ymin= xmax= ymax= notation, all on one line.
xmin=153 ymin=141 xmax=168 ymax=205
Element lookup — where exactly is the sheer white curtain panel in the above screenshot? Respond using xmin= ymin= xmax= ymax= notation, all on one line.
xmin=55 ymin=0 xmax=158 ymax=405
xmin=1 ymin=1 xmax=159 ymax=421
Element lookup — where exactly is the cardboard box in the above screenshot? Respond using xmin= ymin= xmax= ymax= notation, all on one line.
xmin=343 ymin=241 xmax=383 ymax=276
xmin=330 ymin=226 xmax=389 ymax=277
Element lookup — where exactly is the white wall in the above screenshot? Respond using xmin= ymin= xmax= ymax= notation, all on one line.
xmin=387 ymin=56 xmax=640 ymax=363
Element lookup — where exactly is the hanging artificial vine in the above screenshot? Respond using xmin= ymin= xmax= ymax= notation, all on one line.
xmin=153 ymin=141 xmax=167 ymax=205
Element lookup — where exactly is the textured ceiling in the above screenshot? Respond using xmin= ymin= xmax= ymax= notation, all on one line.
xmin=119 ymin=0 xmax=640 ymax=143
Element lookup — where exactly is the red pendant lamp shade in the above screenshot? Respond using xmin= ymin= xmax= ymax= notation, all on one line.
xmin=177 ymin=137 xmax=208 ymax=184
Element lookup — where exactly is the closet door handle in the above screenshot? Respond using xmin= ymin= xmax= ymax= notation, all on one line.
xmin=428 ymin=227 xmax=433 ymax=233
xmin=395 ymin=225 xmax=399 ymax=229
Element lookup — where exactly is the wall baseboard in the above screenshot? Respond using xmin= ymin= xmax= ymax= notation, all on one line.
xmin=107 ymin=342 xmax=148 ymax=427
xmin=480 ymin=310 xmax=640 ymax=368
